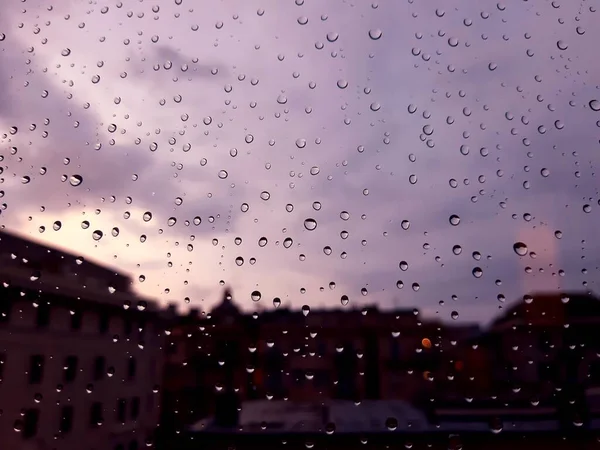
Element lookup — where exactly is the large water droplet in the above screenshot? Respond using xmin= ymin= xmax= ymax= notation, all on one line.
xmin=304 ymin=218 xmax=317 ymax=231
xmin=449 ymin=214 xmax=461 ymax=226
xmin=513 ymin=242 xmax=528 ymax=256
xmin=251 ymin=290 xmax=262 ymax=302
xmin=368 ymin=29 xmax=383 ymax=40
xmin=69 ymin=175 xmax=83 ymax=186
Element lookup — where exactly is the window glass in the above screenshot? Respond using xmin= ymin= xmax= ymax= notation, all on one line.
xmin=1 ymin=0 xmax=600 ymax=447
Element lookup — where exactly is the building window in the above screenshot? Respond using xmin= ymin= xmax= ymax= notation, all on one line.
xmin=99 ymin=313 xmax=110 ymax=334
xmin=131 ymin=396 xmax=140 ymax=420
xmin=29 ymin=355 xmax=44 ymax=384
xmin=35 ymin=302 xmax=51 ymax=328
xmin=64 ymin=356 xmax=78 ymax=383
xmin=70 ymin=310 xmax=82 ymax=331
xmin=127 ymin=357 xmax=137 ymax=380
xmin=317 ymin=339 xmax=327 ymax=356
xmin=146 ymin=394 xmax=154 ymax=413
xmin=390 ymin=339 xmax=400 ymax=360
xmin=0 ymin=353 xmax=5 ymax=382
xmin=0 ymin=298 xmax=11 ymax=324
xmin=93 ymin=356 xmax=106 ymax=381
xmin=124 ymin=318 xmax=133 ymax=336
xmin=59 ymin=406 xmax=74 ymax=434
xmin=90 ymin=402 xmax=103 ymax=427
xmin=116 ymin=398 xmax=126 ymax=423
xmin=22 ymin=409 xmax=39 ymax=439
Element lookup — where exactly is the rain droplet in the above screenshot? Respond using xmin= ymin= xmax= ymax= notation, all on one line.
xmin=340 ymin=295 xmax=349 ymax=306
xmin=273 ymin=297 xmax=281 ymax=308
xmin=283 ymin=237 xmax=293 ymax=248
xmin=52 ymin=221 xmax=62 ymax=231
xmin=251 ymin=290 xmax=262 ymax=302
xmin=218 ymin=170 xmax=228 ymax=179
xmin=304 ymin=218 xmax=317 ymax=231
xmin=513 ymin=242 xmax=528 ymax=256
xmin=143 ymin=212 xmax=153 ymax=222
xmin=260 ymin=191 xmax=271 ymax=201
xmin=590 ymin=100 xmax=600 ymax=112
xmin=449 ymin=215 xmax=461 ymax=226
xmin=368 ymin=29 xmax=383 ymax=40
xmin=92 ymin=230 xmax=103 ymax=241
xmin=472 ymin=267 xmax=483 ymax=278
xmin=69 ymin=175 xmax=83 ymax=186
xmin=302 ymin=305 xmax=311 ymax=316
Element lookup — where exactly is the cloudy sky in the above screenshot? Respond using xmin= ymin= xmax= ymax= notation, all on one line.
xmin=0 ymin=0 xmax=599 ymax=324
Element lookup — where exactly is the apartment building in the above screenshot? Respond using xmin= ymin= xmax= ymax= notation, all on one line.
xmin=161 ymin=287 xmax=479 ymax=433
xmin=0 ymin=229 xmax=165 ymax=450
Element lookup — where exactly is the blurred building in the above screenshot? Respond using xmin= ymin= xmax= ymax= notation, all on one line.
xmin=0 ymin=229 xmax=166 ymax=450
xmin=161 ymin=288 xmax=479 ymax=433
xmin=430 ymin=291 xmax=600 ymax=429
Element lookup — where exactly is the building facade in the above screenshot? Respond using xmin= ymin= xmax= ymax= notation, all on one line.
xmin=161 ymin=288 xmax=479 ymax=433
xmin=0 ymin=229 xmax=165 ymax=450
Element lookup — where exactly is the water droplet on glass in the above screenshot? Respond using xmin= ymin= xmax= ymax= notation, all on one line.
xmin=449 ymin=215 xmax=461 ymax=226
xmin=472 ymin=267 xmax=483 ymax=278
xmin=302 ymin=305 xmax=310 ymax=316
xmin=52 ymin=221 xmax=62 ymax=231
xmin=304 ymin=218 xmax=317 ymax=231
xmin=513 ymin=242 xmax=528 ymax=256
xmin=251 ymin=290 xmax=262 ymax=302
xmin=143 ymin=211 xmax=153 ymax=222
xmin=69 ymin=175 xmax=83 ymax=186
xmin=340 ymin=295 xmax=349 ymax=306
xmin=92 ymin=230 xmax=103 ymax=241
xmin=368 ymin=29 xmax=383 ymax=40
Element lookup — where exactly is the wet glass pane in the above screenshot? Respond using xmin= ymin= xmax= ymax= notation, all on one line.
xmin=1 ymin=0 xmax=600 ymax=449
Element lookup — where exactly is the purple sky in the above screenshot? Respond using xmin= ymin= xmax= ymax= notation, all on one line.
xmin=1 ymin=0 xmax=599 ymax=324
